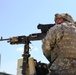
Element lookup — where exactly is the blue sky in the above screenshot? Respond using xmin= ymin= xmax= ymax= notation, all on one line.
xmin=0 ymin=0 xmax=76 ymax=75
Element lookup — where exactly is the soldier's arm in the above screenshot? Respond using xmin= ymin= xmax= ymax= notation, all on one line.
xmin=42 ymin=25 xmax=64 ymax=51
xmin=42 ymin=24 xmax=64 ymax=62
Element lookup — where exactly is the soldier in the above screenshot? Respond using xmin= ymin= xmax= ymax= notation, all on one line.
xmin=42 ymin=13 xmax=76 ymax=75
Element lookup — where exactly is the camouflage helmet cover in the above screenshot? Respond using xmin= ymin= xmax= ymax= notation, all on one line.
xmin=54 ymin=13 xmax=74 ymax=24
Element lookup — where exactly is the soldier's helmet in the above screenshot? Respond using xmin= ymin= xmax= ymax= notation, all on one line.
xmin=54 ymin=13 xmax=74 ymax=24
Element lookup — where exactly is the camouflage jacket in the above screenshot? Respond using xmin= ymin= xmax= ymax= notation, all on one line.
xmin=42 ymin=21 xmax=76 ymax=60
xmin=42 ymin=22 xmax=76 ymax=74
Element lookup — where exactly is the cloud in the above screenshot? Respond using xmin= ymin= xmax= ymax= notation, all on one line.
xmin=33 ymin=47 xmax=38 ymax=51
xmin=16 ymin=47 xmax=24 ymax=52
xmin=16 ymin=46 xmax=38 ymax=52
xmin=29 ymin=45 xmax=38 ymax=51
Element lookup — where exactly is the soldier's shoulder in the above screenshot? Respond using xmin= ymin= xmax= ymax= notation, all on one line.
xmin=50 ymin=24 xmax=62 ymax=30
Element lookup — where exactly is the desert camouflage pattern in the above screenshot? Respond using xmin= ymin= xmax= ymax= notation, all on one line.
xmin=42 ymin=13 xmax=76 ymax=74
xmin=55 ymin=13 xmax=75 ymax=24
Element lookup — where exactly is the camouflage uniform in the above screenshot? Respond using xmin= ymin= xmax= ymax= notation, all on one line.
xmin=42 ymin=13 xmax=76 ymax=75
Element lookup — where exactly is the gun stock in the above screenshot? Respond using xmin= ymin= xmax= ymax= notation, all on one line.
xmin=37 ymin=23 xmax=55 ymax=33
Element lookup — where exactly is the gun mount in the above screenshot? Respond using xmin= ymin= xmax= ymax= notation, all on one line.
xmin=0 ymin=23 xmax=55 ymax=75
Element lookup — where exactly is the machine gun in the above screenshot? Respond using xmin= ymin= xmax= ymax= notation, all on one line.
xmin=0 ymin=23 xmax=55 ymax=75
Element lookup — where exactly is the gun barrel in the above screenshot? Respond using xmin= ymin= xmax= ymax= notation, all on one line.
xmin=0 ymin=37 xmax=10 ymax=41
